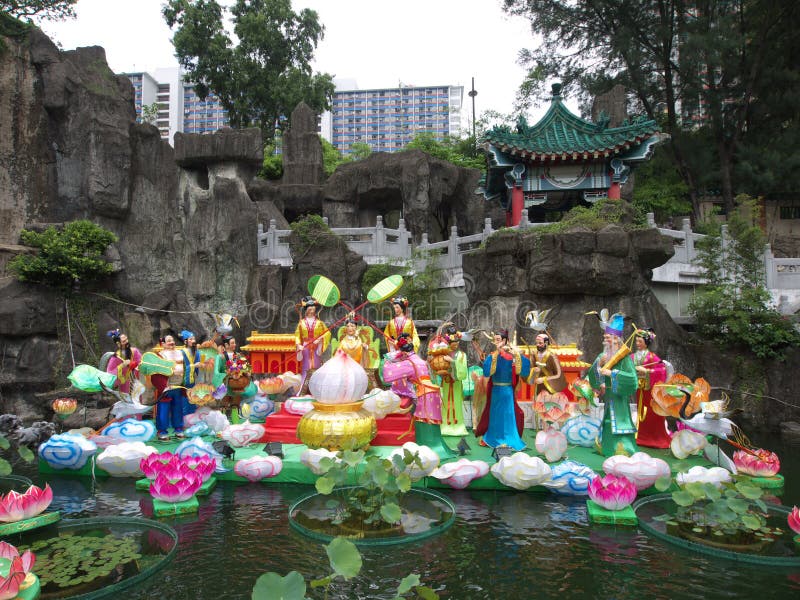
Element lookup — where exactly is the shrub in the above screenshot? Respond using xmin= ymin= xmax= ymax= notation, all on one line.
xmin=9 ymin=220 xmax=118 ymax=291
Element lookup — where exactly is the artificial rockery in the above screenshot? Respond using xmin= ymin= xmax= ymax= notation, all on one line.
xmin=0 ymin=24 xmax=797 ymax=433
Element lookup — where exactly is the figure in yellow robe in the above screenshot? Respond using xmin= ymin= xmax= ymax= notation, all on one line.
xmin=384 ymin=296 xmax=419 ymax=353
xmin=294 ymin=296 xmax=330 ymax=394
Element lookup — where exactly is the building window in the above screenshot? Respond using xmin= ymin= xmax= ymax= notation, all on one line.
xmin=780 ymin=206 xmax=800 ymax=220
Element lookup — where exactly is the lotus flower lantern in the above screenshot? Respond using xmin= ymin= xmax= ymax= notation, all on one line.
xmin=297 ymin=351 xmax=376 ymax=450
xmin=52 ymin=397 xmax=77 ymax=419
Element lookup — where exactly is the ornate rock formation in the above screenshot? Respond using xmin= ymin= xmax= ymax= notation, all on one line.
xmin=323 ymin=149 xmax=484 ymax=242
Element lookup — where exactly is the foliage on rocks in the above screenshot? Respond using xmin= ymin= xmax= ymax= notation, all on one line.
xmin=9 ymin=220 xmax=118 ymax=292
xmin=689 ymin=195 xmax=800 ymax=359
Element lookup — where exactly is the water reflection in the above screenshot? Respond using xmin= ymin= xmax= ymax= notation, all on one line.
xmin=12 ymin=439 xmax=800 ymax=600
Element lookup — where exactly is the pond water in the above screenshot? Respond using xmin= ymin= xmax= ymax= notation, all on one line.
xmin=17 ymin=435 xmax=800 ymax=600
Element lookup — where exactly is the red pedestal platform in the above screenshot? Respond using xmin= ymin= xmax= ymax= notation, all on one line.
xmin=260 ymin=407 xmax=415 ymax=446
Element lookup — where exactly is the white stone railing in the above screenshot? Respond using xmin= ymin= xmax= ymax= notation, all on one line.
xmin=257 ymin=211 xmax=800 ymax=294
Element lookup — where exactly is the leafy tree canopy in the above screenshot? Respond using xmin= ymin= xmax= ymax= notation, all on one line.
xmin=503 ymin=0 xmax=800 ymax=220
xmin=9 ymin=220 xmax=118 ymax=291
xmin=402 ymin=132 xmax=483 ymax=170
xmin=0 ymin=0 xmax=76 ymax=21
xmin=163 ymin=0 xmax=334 ymax=140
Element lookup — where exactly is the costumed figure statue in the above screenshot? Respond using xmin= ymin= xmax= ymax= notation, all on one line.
xmin=632 ymin=328 xmax=671 ymax=448
xmin=178 ymin=330 xmax=201 ymax=418
xmin=337 ymin=315 xmax=380 ymax=390
xmin=382 ymin=332 xmax=455 ymax=458
xmin=213 ymin=335 xmax=257 ymax=419
xmin=294 ymin=296 xmax=331 ymax=396
xmin=384 ymin=296 xmax=420 ymax=353
xmin=430 ymin=325 xmax=469 ymax=437
xmin=105 ymin=329 xmax=142 ymax=394
xmin=151 ymin=334 xmax=187 ymax=441
xmin=474 ymin=329 xmax=531 ymax=451
xmin=528 ymin=332 xmax=568 ymax=429
xmin=586 ymin=313 xmax=639 ymax=456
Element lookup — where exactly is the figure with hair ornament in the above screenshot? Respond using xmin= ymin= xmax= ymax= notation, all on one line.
xmin=381 ymin=332 xmax=455 ymax=458
xmin=213 ymin=335 xmax=257 ymax=420
xmin=586 ymin=312 xmax=639 ymax=456
xmin=294 ymin=296 xmax=331 ymax=395
xmin=105 ymin=328 xmax=142 ymax=394
xmin=631 ymin=327 xmax=671 ymax=448
xmin=384 ymin=295 xmax=420 ymax=353
xmin=151 ymin=334 xmax=188 ymax=441
xmin=334 ymin=314 xmax=380 ymax=390
xmin=474 ymin=328 xmax=532 ymax=451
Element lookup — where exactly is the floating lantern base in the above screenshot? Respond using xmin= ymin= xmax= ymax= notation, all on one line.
xmin=740 ymin=473 xmax=784 ymax=490
xmin=0 ymin=563 xmax=39 ymax=600
xmin=586 ymin=500 xmax=638 ymax=526
xmin=138 ymin=476 xmax=216 ymax=496
xmin=0 ymin=511 xmax=60 ymax=536
xmin=152 ymin=496 xmax=199 ymax=517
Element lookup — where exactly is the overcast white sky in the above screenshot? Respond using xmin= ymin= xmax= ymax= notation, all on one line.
xmin=40 ymin=0 xmax=572 ymax=126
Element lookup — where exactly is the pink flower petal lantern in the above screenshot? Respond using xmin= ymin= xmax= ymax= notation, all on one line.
xmin=587 ymin=474 xmax=637 ymax=511
xmin=149 ymin=468 xmax=203 ymax=504
xmin=733 ymin=448 xmax=780 ymax=477
xmin=0 ymin=541 xmax=36 ymax=600
xmin=0 ymin=484 xmax=53 ymax=523
xmin=787 ymin=506 xmax=800 ymax=538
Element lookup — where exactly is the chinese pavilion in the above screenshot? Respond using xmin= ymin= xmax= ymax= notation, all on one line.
xmin=241 ymin=332 xmax=298 ymax=375
xmin=479 ymin=83 xmax=667 ymax=225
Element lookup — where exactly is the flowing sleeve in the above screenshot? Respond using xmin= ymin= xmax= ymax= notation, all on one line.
xmin=519 ymin=354 xmax=531 ymax=380
xmin=612 ymin=356 xmax=639 ymax=396
xmin=408 ymin=320 xmax=421 ymax=353
xmin=587 ymin=355 xmax=603 ymax=390
xmin=453 ymin=351 xmax=467 ymax=381
xmin=482 ymin=354 xmax=493 ymax=378
xmin=316 ymin=320 xmax=331 ymax=353
xmin=294 ymin=321 xmax=304 ymax=346
xmin=647 ymin=352 xmax=667 ymax=387
xmin=384 ymin=320 xmax=396 ymax=349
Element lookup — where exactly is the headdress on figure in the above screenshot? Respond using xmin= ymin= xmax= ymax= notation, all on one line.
xmin=535 ymin=332 xmax=551 ymax=347
xmin=180 ymin=329 xmax=195 ymax=342
xmin=635 ymin=327 xmax=656 ymax=347
xmin=396 ymin=332 xmax=415 ymax=353
xmin=106 ymin=328 xmax=122 ymax=343
xmin=496 ymin=328 xmax=510 ymax=342
xmin=299 ymin=296 xmax=319 ymax=310
xmin=213 ymin=313 xmax=238 ymax=334
xmin=604 ymin=313 xmax=625 ymax=338
xmin=390 ymin=296 xmax=409 ymax=311
xmin=344 ymin=312 xmax=357 ymax=325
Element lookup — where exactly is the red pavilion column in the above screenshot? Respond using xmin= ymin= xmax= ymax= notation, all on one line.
xmin=511 ymin=184 xmax=524 ymax=226
xmin=608 ymin=181 xmax=621 ymax=200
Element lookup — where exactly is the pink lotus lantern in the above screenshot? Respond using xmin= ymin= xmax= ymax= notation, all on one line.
xmin=149 ymin=468 xmax=203 ymax=503
xmin=52 ymin=397 xmax=77 ymax=419
xmin=183 ymin=455 xmax=216 ymax=483
xmin=587 ymin=474 xmax=637 ymax=511
xmin=140 ymin=452 xmax=180 ymax=480
xmin=733 ymin=448 xmax=781 ymax=477
xmin=0 ymin=484 xmax=53 ymax=523
xmin=0 ymin=541 xmax=36 ymax=600
xmin=788 ymin=506 xmax=800 ymax=535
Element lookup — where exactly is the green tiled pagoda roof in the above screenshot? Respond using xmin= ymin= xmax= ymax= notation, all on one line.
xmin=482 ymin=88 xmax=659 ymax=161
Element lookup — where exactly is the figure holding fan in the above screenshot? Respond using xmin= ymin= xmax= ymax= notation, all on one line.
xmin=294 ymin=296 xmax=331 ymax=396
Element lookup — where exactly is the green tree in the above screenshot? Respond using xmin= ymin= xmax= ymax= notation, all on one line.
xmin=631 ymin=147 xmax=691 ymax=223
xmin=163 ymin=0 xmax=334 ymax=140
xmin=140 ymin=102 xmax=159 ymax=126
xmin=9 ymin=220 xmax=118 ymax=291
xmin=403 ymin=132 xmax=483 ymax=170
xmin=0 ymin=0 xmax=76 ymax=21
xmin=259 ymin=143 xmax=283 ymax=180
xmin=320 ymin=137 xmax=344 ymax=177
xmin=503 ymin=0 xmax=800 ymax=220
xmin=349 ymin=141 xmax=372 ymax=161
xmin=688 ymin=195 xmax=800 ymax=359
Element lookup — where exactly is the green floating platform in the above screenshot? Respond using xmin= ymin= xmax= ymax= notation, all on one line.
xmin=0 ymin=511 xmax=61 ymax=536
xmin=0 ymin=561 xmax=40 ymax=600
xmin=586 ymin=500 xmax=638 ymax=526
xmin=740 ymin=473 xmax=784 ymax=490
xmin=137 ymin=476 xmax=216 ymax=496
xmin=152 ymin=496 xmax=199 ymax=517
